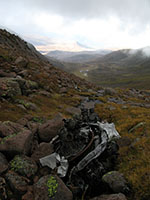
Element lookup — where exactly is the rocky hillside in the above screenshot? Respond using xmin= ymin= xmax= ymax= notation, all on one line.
xmin=0 ymin=29 xmax=150 ymax=200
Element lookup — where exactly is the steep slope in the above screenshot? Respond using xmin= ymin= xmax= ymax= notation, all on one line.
xmin=0 ymin=29 xmax=95 ymax=122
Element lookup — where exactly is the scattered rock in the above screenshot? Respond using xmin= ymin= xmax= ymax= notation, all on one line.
xmin=22 ymin=187 xmax=34 ymax=200
xmin=104 ymin=88 xmax=117 ymax=96
xmin=65 ymin=107 xmax=81 ymax=115
xmin=31 ymin=143 xmax=54 ymax=163
xmin=0 ymin=177 xmax=7 ymax=199
xmin=0 ymin=121 xmax=23 ymax=137
xmin=102 ymin=171 xmax=129 ymax=194
xmin=15 ymin=56 xmax=28 ymax=68
xmin=15 ymin=78 xmax=38 ymax=95
xmin=90 ymin=193 xmax=127 ymax=200
xmin=0 ymin=77 xmax=22 ymax=98
xmin=10 ymin=155 xmax=38 ymax=178
xmin=38 ymin=114 xmax=64 ymax=142
xmin=5 ymin=171 xmax=30 ymax=194
xmin=59 ymin=87 xmax=68 ymax=93
xmin=38 ymin=90 xmax=51 ymax=97
xmin=0 ymin=129 xmax=33 ymax=156
xmin=0 ymin=152 xmax=8 ymax=174
xmin=16 ymin=99 xmax=38 ymax=111
xmin=33 ymin=175 xmax=73 ymax=200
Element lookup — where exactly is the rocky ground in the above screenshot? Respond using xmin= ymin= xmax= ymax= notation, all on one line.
xmin=1 ymin=29 xmax=150 ymax=200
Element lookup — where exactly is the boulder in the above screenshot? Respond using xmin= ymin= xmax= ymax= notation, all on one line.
xmin=0 ymin=77 xmax=21 ymax=98
xmin=0 ymin=152 xmax=8 ymax=174
xmin=104 ymin=88 xmax=117 ymax=96
xmin=15 ymin=56 xmax=28 ymax=68
xmin=5 ymin=171 xmax=30 ymax=194
xmin=31 ymin=142 xmax=54 ymax=163
xmin=0 ymin=121 xmax=23 ymax=137
xmin=90 ymin=193 xmax=127 ymax=200
xmin=33 ymin=175 xmax=73 ymax=200
xmin=16 ymin=99 xmax=38 ymax=111
xmin=10 ymin=155 xmax=38 ymax=178
xmin=38 ymin=114 xmax=64 ymax=142
xmin=102 ymin=171 xmax=129 ymax=193
xmin=0 ymin=129 xmax=33 ymax=156
xmin=65 ymin=107 xmax=81 ymax=116
xmin=15 ymin=78 xmax=38 ymax=95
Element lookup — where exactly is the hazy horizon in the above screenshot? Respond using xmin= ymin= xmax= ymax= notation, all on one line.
xmin=0 ymin=0 xmax=150 ymax=52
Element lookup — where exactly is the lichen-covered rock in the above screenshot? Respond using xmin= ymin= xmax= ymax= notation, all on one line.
xmin=33 ymin=175 xmax=73 ymax=200
xmin=0 ymin=130 xmax=33 ymax=156
xmin=0 ymin=121 xmax=23 ymax=137
xmin=14 ymin=78 xmax=38 ymax=95
xmin=90 ymin=193 xmax=127 ymax=200
xmin=10 ymin=155 xmax=38 ymax=178
xmin=16 ymin=99 xmax=38 ymax=111
xmin=0 ymin=77 xmax=21 ymax=98
xmin=5 ymin=171 xmax=30 ymax=194
xmin=0 ymin=152 xmax=8 ymax=174
xmin=102 ymin=171 xmax=129 ymax=193
xmin=38 ymin=114 xmax=64 ymax=142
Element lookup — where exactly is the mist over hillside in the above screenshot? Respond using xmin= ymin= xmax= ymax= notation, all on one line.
xmin=46 ymin=47 xmax=150 ymax=90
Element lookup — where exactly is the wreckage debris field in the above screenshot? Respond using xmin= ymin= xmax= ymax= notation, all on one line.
xmin=40 ymin=109 xmax=129 ymax=199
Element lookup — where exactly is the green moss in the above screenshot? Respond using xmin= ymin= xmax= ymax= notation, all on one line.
xmin=10 ymin=156 xmax=24 ymax=171
xmin=46 ymin=176 xmax=58 ymax=198
xmin=32 ymin=117 xmax=44 ymax=123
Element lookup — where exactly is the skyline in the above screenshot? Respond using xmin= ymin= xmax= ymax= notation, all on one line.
xmin=0 ymin=0 xmax=150 ymax=52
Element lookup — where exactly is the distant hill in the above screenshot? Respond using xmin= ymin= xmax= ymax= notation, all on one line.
xmin=46 ymin=49 xmax=111 ymax=63
xmin=46 ymin=47 xmax=150 ymax=89
xmin=86 ymin=47 xmax=150 ymax=89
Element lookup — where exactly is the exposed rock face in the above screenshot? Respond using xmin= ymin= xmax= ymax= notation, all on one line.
xmin=102 ymin=171 xmax=129 ymax=194
xmin=38 ymin=114 xmax=64 ymax=142
xmin=33 ymin=175 xmax=73 ymax=200
xmin=90 ymin=193 xmax=127 ymax=200
xmin=10 ymin=155 xmax=38 ymax=178
xmin=0 ymin=130 xmax=33 ymax=156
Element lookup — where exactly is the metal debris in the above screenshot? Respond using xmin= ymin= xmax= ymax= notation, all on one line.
xmin=39 ymin=153 xmax=69 ymax=177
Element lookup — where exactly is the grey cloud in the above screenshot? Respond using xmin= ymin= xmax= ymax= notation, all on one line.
xmin=0 ymin=0 xmax=150 ymax=28
xmin=19 ymin=0 xmax=150 ymax=24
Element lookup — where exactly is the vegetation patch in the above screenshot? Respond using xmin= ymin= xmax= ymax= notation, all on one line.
xmin=46 ymin=176 xmax=58 ymax=198
xmin=95 ymin=98 xmax=150 ymax=200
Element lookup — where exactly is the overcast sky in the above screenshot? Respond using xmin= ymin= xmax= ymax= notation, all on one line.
xmin=0 ymin=0 xmax=150 ymax=51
